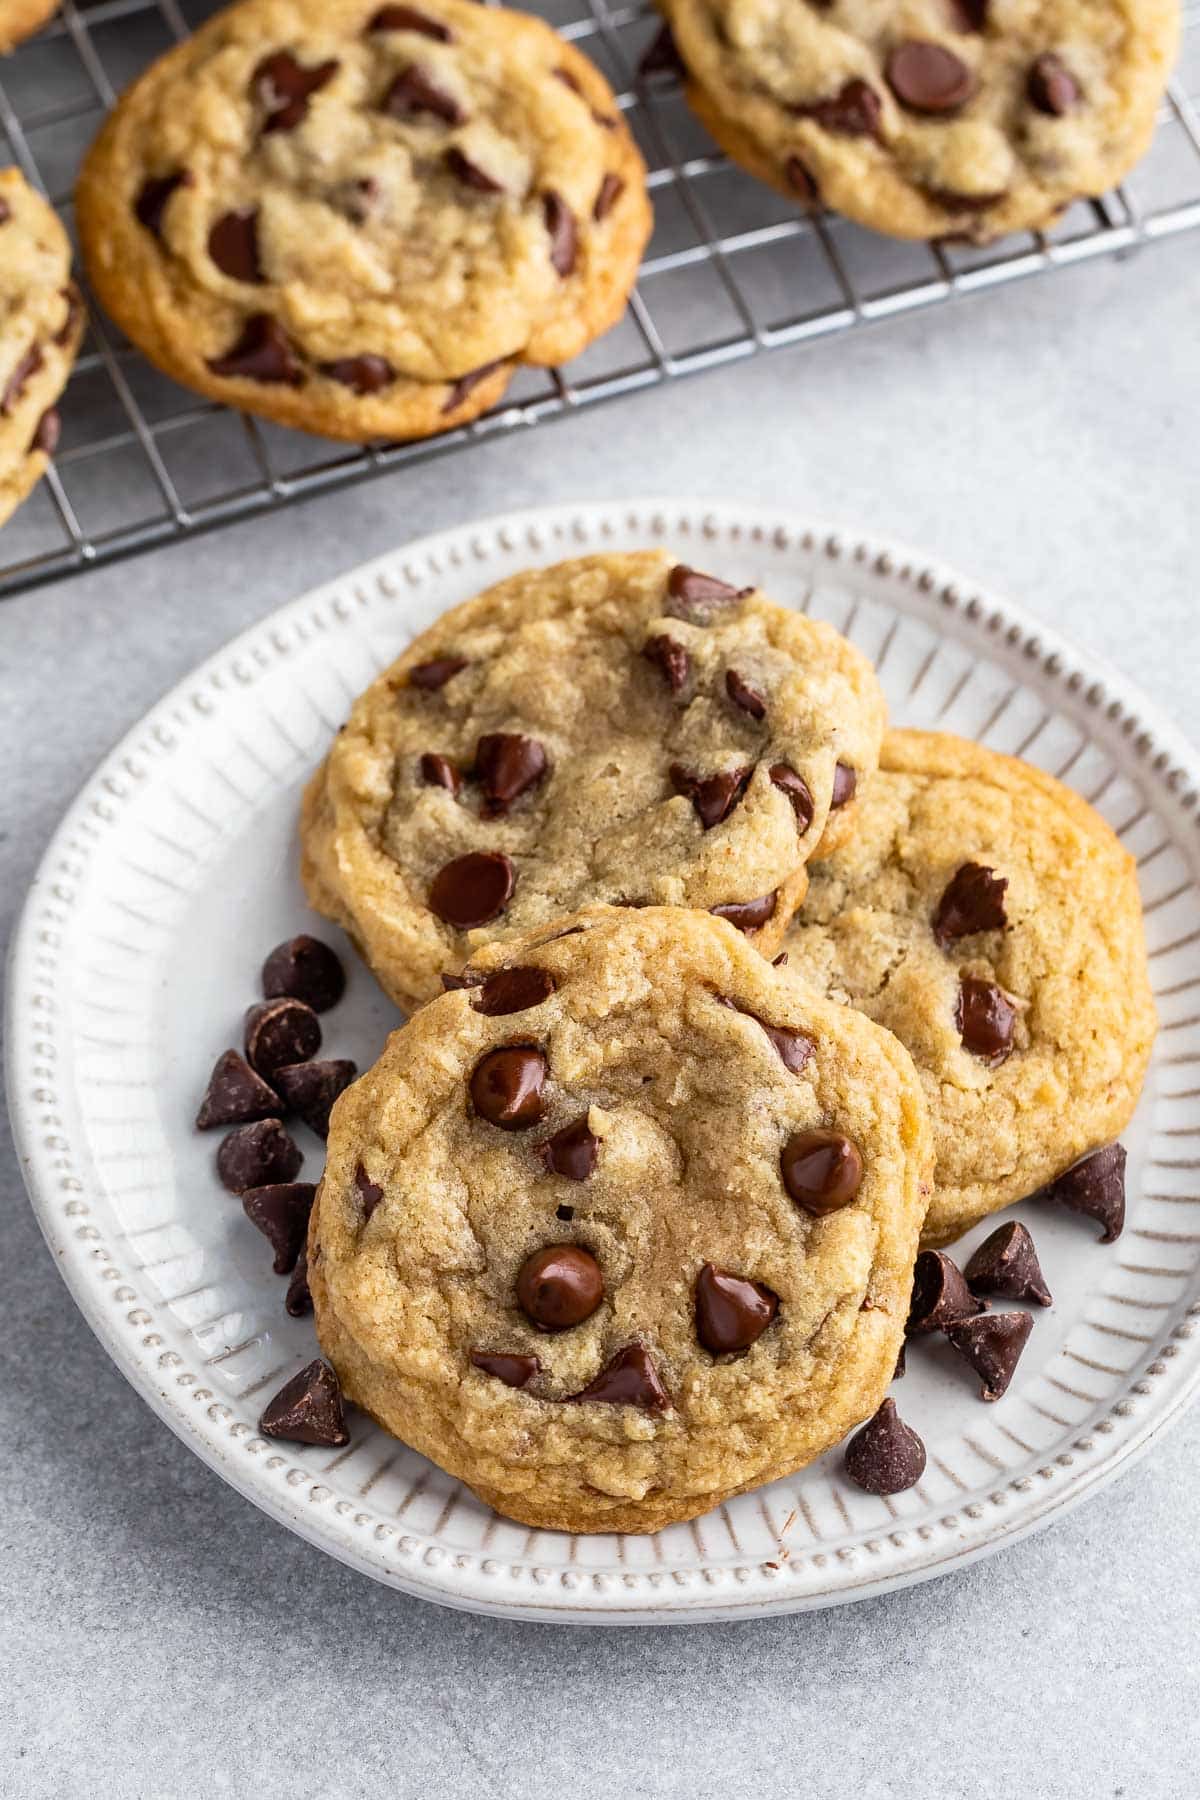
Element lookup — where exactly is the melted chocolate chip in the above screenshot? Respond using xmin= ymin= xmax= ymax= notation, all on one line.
xmin=542 ymin=190 xmax=577 ymax=276
xmin=273 ymin=1059 xmax=356 ymax=1139
xmin=594 ymin=172 xmax=624 ymax=221
xmin=382 ymin=63 xmax=464 ymax=124
xmin=932 ymin=862 xmax=1008 ymax=947
xmin=710 ymin=892 xmax=778 ymax=932
xmin=473 ymin=733 xmax=548 ymax=816
xmin=886 ymin=41 xmax=975 ymax=113
xmin=207 ymin=314 xmax=304 ymax=386
xmin=217 ymin=1118 xmax=302 ymax=1193
xmin=726 ymin=669 xmax=766 ymax=720
xmin=844 ymin=1398 xmax=926 ymax=1494
xmin=665 ymin=563 xmax=752 ymax=623
xmin=469 ymin=1045 xmax=548 ymax=1130
xmin=769 ymin=763 xmax=815 ymax=833
xmin=715 ymin=996 xmax=815 ymax=1074
xmin=428 ymin=851 xmax=515 ymax=928
xmin=260 ymin=1358 xmax=349 ymax=1446
xmin=964 ymin=1221 xmax=1052 ymax=1306
xmin=420 ymin=751 xmax=461 ymax=795
xmin=409 ymin=655 xmax=468 ymax=689
xmin=242 ymin=1181 xmax=315 ymax=1274
xmin=472 ymin=966 xmax=555 ymax=1016
xmin=54 ymin=286 xmax=83 ymax=348
xmin=637 ymin=22 xmax=684 ymax=80
xmin=1028 ymin=53 xmax=1081 ymax=116
xmin=536 ymin=1115 xmax=598 ymax=1180
xmin=907 ymin=1249 xmax=984 ymax=1334
xmin=262 ymin=934 xmax=345 ymax=1011
xmin=1 ymin=345 xmax=42 ymax=417
xmin=285 ymin=1247 xmax=312 ymax=1316
xmin=471 ymin=1349 xmax=539 ymax=1387
xmin=946 ymin=1311 xmax=1033 ymax=1401
xmin=830 ymin=762 xmax=856 ymax=809
xmin=568 ymin=1344 xmax=670 ymax=1410
xmin=196 ymin=1049 xmax=282 ymax=1129
xmin=794 ymin=79 xmax=883 ymax=139
xmin=517 ymin=1243 xmax=603 ymax=1330
xmin=669 ymin=763 xmax=754 ymax=830
xmin=253 ymin=51 xmax=339 ymax=133
xmin=28 ymin=408 xmax=59 ymax=455
xmin=244 ymin=998 xmax=321 ymax=1078
xmin=444 ymin=146 xmax=504 ymax=193
xmin=442 ymin=359 xmax=504 ymax=414
xmin=781 ymin=1130 xmax=863 ymax=1215
xmin=956 ymin=977 xmax=1017 ymax=1065
xmin=1041 ymin=1143 xmax=1126 ymax=1242
xmin=368 ymin=5 xmax=452 ymax=40
xmin=642 ymin=634 xmax=690 ymax=694
xmin=134 ymin=170 xmax=190 ymax=239
xmin=695 ymin=1262 xmax=778 ymax=1354
xmin=208 ymin=208 xmax=263 ymax=282
xmin=785 ymin=155 xmax=819 ymax=202
xmin=355 ymin=1162 xmax=384 ymax=1219
xmin=318 ymin=354 xmax=395 ymax=394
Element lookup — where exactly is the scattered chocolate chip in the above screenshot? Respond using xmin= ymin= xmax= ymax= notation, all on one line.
xmin=542 ymin=190 xmax=577 ymax=276
xmin=368 ymin=4 xmax=452 ymax=40
xmin=568 ymin=1344 xmax=671 ymax=1409
xmin=428 ymin=850 xmax=515 ymax=928
xmin=794 ymin=78 xmax=883 ymax=139
xmin=420 ymin=750 xmax=461 ymax=795
xmin=244 ymin=997 xmax=321 ymax=1078
xmin=442 ymin=359 xmax=503 ymax=414
xmin=517 ymin=1243 xmax=603 ymax=1330
xmin=29 ymin=408 xmax=60 ymax=456
xmin=253 ymin=50 xmax=339 ymax=133
xmin=208 ymin=208 xmax=263 ymax=282
xmin=1 ymin=345 xmax=42 ymax=417
xmin=470 ymin=1349 xmax=539 ymax=1387
xmin=134 ymin=170 xmax=190 ymax=239
xmin=470 ymin=1045 xmax=548 ymax=1130
xmin=710 ymin=892 xmax=778 ymax=932
xmin=594 ymin=172 xmax=624 ymax=221
xmin=949 ymin=0 xmax=988 ymax=28
xmin=907 ymin=1248 xmax=984 ymax=1334
xmin=472 ymin=966 xmax=555 ymax=1016
xmin=355 ymin=1162 xmax=384 ymax=1219
xmin=536 ymin=1115 xmax=598 ymax=1180
xmin=642 ymin=634 xmax=690 ymax=694
xmin=260 ymin=1358 xmax=349 ymax=1446
xmin=262 ymin=934 xmax=345 ymax=1012
xmin=665 ymin=562 xmax=752 ymax=623
xmin=409 ymin=654 xmax=468 ymax=689
xmin=932 ymin=862 xmax=1008 ymax=947
xmin=886 ymin=41 xmax=975 ymax=113
xmin=1041 ymin=1143 xmax=1126 ymax=1242
xmin=670 ymin=762 xmax=754 ymax=830
xmin=715 ymin=996 xmax=815 ymax=1073
xmin=784 ymin=155 xmax=819 ymax=202
xmin=207 ymin=314 xmax=304 ymax=385
xmin=964 ymin=1221 xmax=1052 ymax=1306
xmin=695 ymin=1262 xmax=778 ymax=1354
xmin=1028 ymin=53 xmax=1081 ymax=117
xmin=241 ymin=1181 xmax=315 ymax=1274
xmin=830 ymin=762 xmax=856 ymax=809
xmin=444 ymin=146 xmax=504 ymax=193
xmin=285 ymin=1247 xmax=312 ymax=1316
xmin=318 ymin=353 xmax=395 ymax=394
xmin=637 ymin=22 xmax=684 ymax=80
xmin=782 ymin=1130 xmax=863 ymax=1215
xmin=473 ymin=732 xmax=548 ymax=816
xmin=273 ymin=1059 xmax=357 ymax=1138
xmin=725 ymin=669 xmax=766 ymax=720
xmin=196 ymin=1048 xmax=282 ymax=1129
xmin=382 ymin=63 xmax=464 ymax=124
xmin=217 ymin=1118 xmax=302 ymax=1193
xmin=769 ymin=762 xmax=815 ymax=833
xmin=956 ymin=977 xmax=1017 ymax=1065
xmin=946 ymin=1310 xmax=1032 ymax=1401
xmin=844 ymin=1398 xmax=926 ymax=1494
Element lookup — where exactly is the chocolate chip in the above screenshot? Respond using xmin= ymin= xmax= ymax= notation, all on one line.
xmin=420 ymin=751 xmax=461 ymax=795
xmin=830 ymin=762 xmax=856 ymax=809
xmin=469 ymin=1045 xmax=548 ymax=1130
xmin=244 ymin=998 xmax=321 ymax=1078
xmin=442 ymin=968 xmax=484 ymax=991
xmin=781 ymin=1130 xmax=863 ymax=1215
xmin=924 ymin=184 xmax=1007 ymax=215
xmin=368 ymin=4 xmax=452 ymax=40
xmin=442 ymin=360 xmax=504 ymax=414
xmin=516 ymin=1243 xmax=603 ymax=1330
xmin=907 ymin=1248 xmax=984 ymax=1334
xmin=1041 ymin=1143 xmax=1126 ymax=1242
xmin=785 ymin=155 xmax=819 ymax=202
xmin=769 ymin=763 xmax=815 ymax=833
xmin=725 ymin=669 xmax=766 ymax=720
xmin=382 ymin=64 xmax=464 ymax=124
xmin=207 ymin=314 xmax=304 ymax=385
xmin=253 ymin=51 xmax=339 ymax=133
xmin=409 ymin=655 xmax=468 ymax=689
xmin=665 ymin=563 xmax=752 ymax=623
xmin=1028 ymin=53 xmax=1081 ymax=116
xmin=844 ymin=1398 xmax=926 ymax=1494
xmin=568 ymin=1344 xmax=671 ymax=1410
xmin=949 ymin=0 xmax=988 ymax=27
xmin=1 ymin=345 xmax=42 ymax=417
xmin=356 ymin=1162 xmax=384 ymax=1219
xmin=715 ymin=996 xmax=815 ymax=1073
xmin=273 ymin=1059 xmax=357 ymax=1138
xmin=260 ymin=1358 xmax=349 ymax=1446
xmin=541 ymin=190 xmax=577 ymax=276
xmin=470 ymin=1349 xmax=539 ymax=1387
xmin=262 ymin=934 xmax=345 ymax=1011
xmin=134 ymin=170 xmax=190 ymax=239
xmin=285 ymin=1247 xmax=312 ymax=1316
xmin=932 ymin=862 xmax=1008 ymax=947
xmin=472 ymin=966 xmax=555 ymax=1015
xmin=695 ymin=1262 xmax=778 ymax=1354
xmin=444 ymin=146 xmax=504 ymax=193
xmin=772 ymin=951 xmax=788 ymax=967
xmin=964 ymin=1221 xmax=1052 ymax=1306
xmin=0 ymin=199 xmax=9 ymax=225
xmin=429 ymin=851 xmax=515 ymax=928
xmin=29 ymin=408 xmax=61 ymax=456
xmin=710 ymin=892 xmax=778 ymax=932
xmin=54 ymin=286 xmax=83 ymax=348
xmin=637 ymin=22 xmax=684 ymax=80
xmin=242 ymin=1181 xmax=315 ymax=1274
xmin=208 ymin=208 xmax=263 ymax=282
xmin=473 ymin=733 xmax=548 ymax=816
xmin=956 ymin=977 xmax=1017 ymax=1065
xmin=217 ymin=1118 xmax=302 ymax=1193
xmin=642 ymin=634 xmax=690 ymax=694
xmin=196 ymin=1049 xmax=282 ymax=1129
xmin=794 ymin=78 xmax=883 ymax=139
xmin=946 ymin=1311 xmax=1032 ymax=1401
xmin=318 ymin=354 xmax=395 ymax=394
xmin=886 ymin=42 xmax=975 ymax=113
xmin=669 ymin=763 xmax=754 ymax=830
xmin=536 ymin=1115 xmax=598 ymax=1180
xmin=594 ymin=172 xmax=624 ymax=221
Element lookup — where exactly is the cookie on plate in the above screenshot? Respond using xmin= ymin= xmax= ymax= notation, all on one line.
xmin=308 ymin=906 xmax=931 ymax=1533
xmin=0 ymin=169 xmax=83 ymax=529
xmin=75 ymin=0 xmax=650 ymax=442
xmin=0 ymin=0 xmax=57 ymax=53
xmin=661 ymin=0 xmax=1180 ymax=244
xmin=784 ymin=730 xmax=1157 ymax=1247
xmin=301 ymin=549 xmax=887 ymax=1011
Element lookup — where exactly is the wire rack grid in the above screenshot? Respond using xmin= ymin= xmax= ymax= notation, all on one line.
xmin=2 ymin=0 xmax=1199 ymax=598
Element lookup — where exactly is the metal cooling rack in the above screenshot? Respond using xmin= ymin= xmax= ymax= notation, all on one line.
xmin=2 ymin=0 xmax=1199 ymax=597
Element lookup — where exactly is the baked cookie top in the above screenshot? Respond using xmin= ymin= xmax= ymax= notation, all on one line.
xmin=300 ymin=549 xmax=887 ymax=1011
xmin=0 ymin=169 xmax=83 ymax=529
xmin=308 ymin=906 xmax=930 ymax=1533
xmin=663 ymin=0 xmax=1179 ymax=242
xmin=784 ymin=730 xmax=1157 ymax=1246
xmin=75 ymin=0 xmax=649 ymax=438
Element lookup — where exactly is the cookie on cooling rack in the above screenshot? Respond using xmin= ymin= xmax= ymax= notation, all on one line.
xmin=0 ymin=0 xmax=58 ymax=53
xmin=74 ymin=0 xmax=650 ymax=442
xmin=783 ymin=730 xmax=1157 ymax=1247
xmin=307 ymin=906 xmax=931 ymax=1533
xmin=0 ymin=169 xmax=84 ymax=530
xmin=660 ymin=0 xmax=1180 ymax=244
xmin=300 ymin=549 xmax=887 ymax=1011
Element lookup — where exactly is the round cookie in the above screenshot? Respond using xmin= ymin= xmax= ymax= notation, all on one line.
xmin=75 ymin=0 xmax=650 ymax=442
xmin=0 ymin=169 xmax=83 ymax=529
xmin=301 ymin=549 xmax=887 ymax=1010
xmin=784 ymin=730 xmax=1157 ymax=1247
xmin=308 ymin=905 xmax=931 ymax=1533
xmin=661 ymin=0 xmax=1180 ymax=244
xmin=0 ymin=0 xmax=57 ymax=54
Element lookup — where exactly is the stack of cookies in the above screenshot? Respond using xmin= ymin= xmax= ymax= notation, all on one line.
xmin=252 ymin=548 xmax=1156 ymax=1534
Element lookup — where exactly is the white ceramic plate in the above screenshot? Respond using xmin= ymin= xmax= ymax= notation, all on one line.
xmin=10 ymin=500 xmax=1200 ymax=1625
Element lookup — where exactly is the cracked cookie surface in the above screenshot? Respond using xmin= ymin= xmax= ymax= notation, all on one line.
xmin=784 ymin=730 xmax=1157 ymax=1246
xmin=308 ymin=906 xmax=930 ymax=1532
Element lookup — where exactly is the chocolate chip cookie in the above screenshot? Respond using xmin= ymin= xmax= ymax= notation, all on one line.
xmin=75 ymin=0 xmax=650 ymax=442
xmin=784 ymin=730 xmax=1157 ymax=1246
xmin=307 ymin=905 xmax=931 ymax=1533
xmin=0 ymin=0 xmax=58 ymax=53
xmin=300 ymin=549 xmax=887 ymax=1011
xmin=0 ymin=170 xmax=83 ymax=529
xmin=661 ymin=0 xmax=1180 ymax=243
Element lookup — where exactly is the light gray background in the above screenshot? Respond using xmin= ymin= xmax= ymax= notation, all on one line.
xmin=2 ymin=239 xmax=1199 ymax=1799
